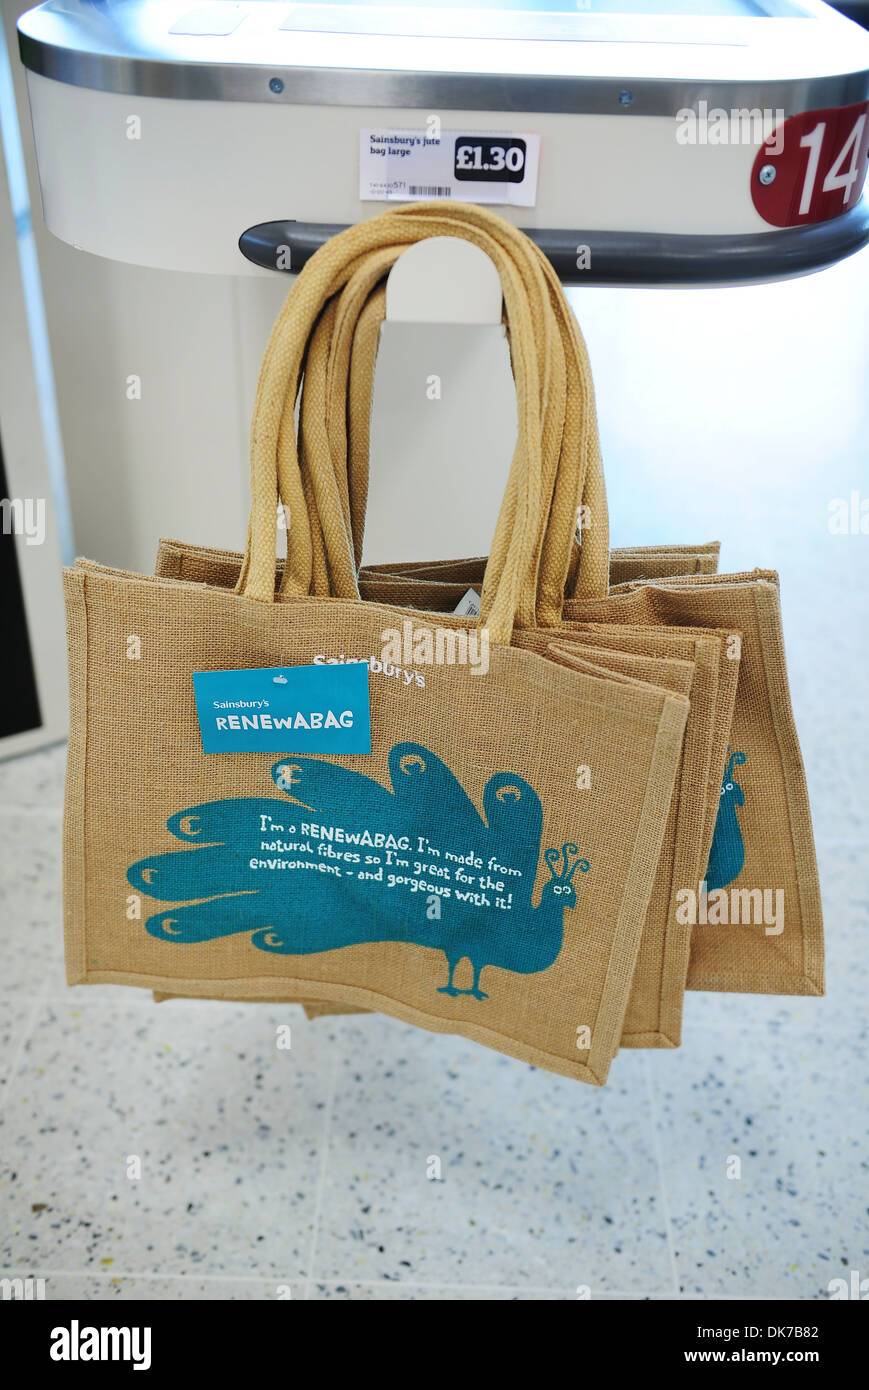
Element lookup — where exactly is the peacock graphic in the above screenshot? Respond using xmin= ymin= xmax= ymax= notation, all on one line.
xmin=704 ymin=748 xmax=747 ymax=892
xmin=126 ymin=741 xmax=589 ymax=1001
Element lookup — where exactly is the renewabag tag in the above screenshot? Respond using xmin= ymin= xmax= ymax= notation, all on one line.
xmin=192 ymin=665 xmax=371 ymax=755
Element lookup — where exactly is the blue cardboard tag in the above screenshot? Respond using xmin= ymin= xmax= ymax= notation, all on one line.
xmin=192 ymin=664 xmax=371 ymax=755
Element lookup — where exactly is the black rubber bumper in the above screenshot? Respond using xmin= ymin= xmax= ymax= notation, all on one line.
xmin=239 ymin=200 xmax=869 ymax=286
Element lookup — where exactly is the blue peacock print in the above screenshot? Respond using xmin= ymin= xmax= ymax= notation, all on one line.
xmin=704 ymin=748 xmax=747 ymax=892
xmin=127 ymin=741 xmax=589 ymax=1001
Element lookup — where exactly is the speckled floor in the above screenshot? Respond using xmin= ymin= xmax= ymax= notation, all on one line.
xmin=1 ymin=249 xmax=867 ymax=1300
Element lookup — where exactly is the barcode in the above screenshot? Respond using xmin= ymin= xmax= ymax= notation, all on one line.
xmin=407 ymin=185 xmax=453 ymax=197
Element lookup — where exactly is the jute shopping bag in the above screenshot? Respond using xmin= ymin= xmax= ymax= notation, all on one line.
xmin=64 ymin=203 xmax=691 ymax=1085
xmin=361 ymin=542 xmax=721 ymax=583
xmin=143 ymin=205 xmax=739 ymax=1045
xmin=334 ymin=561 xmax=823 ymax=997
xmin=330 ymin=566 xmax=824 ymax=998
xmin=361 ymin=542 xmax=720 ymax=592
xmin=183 ymin=626 xmax=734 ymax=1046
xmin=540 ymin=627 xmax=739 ymax=1043
xmin=147 ymin=625 xmax=716 ymax=1049
xmin=144 ymin=204 xmax=823 ymax=1018
xmin=150 ymin=550 xmax=735 ymax=1045
xmin=152 ymin=539 xmax=720 ymax=615
xmin=583 ymin=572 xmax=823 ymax=993
xmin=142 ymin=211 xmax=732 ymax=1050
xmin=303 ymin=226 xmax=823 ymax=1000
xmin=524 ymin=637 xmax=715 ymax=1046
xmin=351 ymin=570 xmax=824 ymax=996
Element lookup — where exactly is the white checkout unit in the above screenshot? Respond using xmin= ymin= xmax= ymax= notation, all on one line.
xmin=16 ymin=0 xmax=869 ymax=284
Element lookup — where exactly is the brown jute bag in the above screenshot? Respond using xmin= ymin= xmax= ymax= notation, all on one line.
xmin=361 ymin=543 xmax=720 ymax=592
xmin=305 ymin=262 xmax=823 ymax=1000
xmin=144 ymin=239 xmax=734 ymax=1050
xmin=146 ymin=206 xmax=823 ymax=1016
xmin=332 ymin=559 xmax=824 ymax=996
xmin=144 ymin=221 xmax=738 ymax=1044
xmin=148 ymin=558 xmax=737 ymax=1049
xmin=313 ymin=565 xmax=824 ymax=999
xmin=342 ymin=570 xmax=823 ymax=997
xmin=64 ymin=203 xmax=692 ymax=1085
xmin=362 ymin=542 xmax=721 ymax=582
xmin=584 ymin=571 xmax=823 ymax=993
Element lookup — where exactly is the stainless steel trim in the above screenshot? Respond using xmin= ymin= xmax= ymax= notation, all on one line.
xmin=15 ymin=0 xmax=869 ymax=114
xmin=16 ymin=36 xmax=869 ymax=114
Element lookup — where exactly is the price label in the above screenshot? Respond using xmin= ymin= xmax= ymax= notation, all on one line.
xmin=360 ymin=128 xmax=540 ymax=207
xmin=454 ymin=137 xmax=528 ymax=184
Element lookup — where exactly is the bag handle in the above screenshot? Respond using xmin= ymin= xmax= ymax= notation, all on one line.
xmin=300 ymin=216 xmax=609 ymax=611
xmin=307 ymin=283 xmax=605 ymax=606
xmin=247 ymin=205 xmax=553 ymax=624
xmin=237 ymin=204 xmax=609 ymax=639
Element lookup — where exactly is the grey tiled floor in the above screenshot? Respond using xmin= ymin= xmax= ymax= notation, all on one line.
xmin=1 ymin=248 xmax=868 ymax=1300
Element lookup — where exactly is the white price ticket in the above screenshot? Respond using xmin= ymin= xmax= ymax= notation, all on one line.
xmin=359 ymin=128 xmax=541 ymax=207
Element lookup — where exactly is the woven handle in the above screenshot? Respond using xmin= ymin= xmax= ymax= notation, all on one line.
xmin=237 ymin=204 xmax=609 ymax=640
xmin=306 ymin=288 xmax=606 ymax=606
xmin=299 ymin=213 xmax=609 ymax=613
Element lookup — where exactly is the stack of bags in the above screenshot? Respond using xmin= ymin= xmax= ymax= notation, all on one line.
xmin=64 ymin=203 xmax=822 ymax=1085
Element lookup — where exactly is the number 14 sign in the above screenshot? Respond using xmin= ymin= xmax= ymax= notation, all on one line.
xmin=752 ymin=101 xmax=869 ymax=227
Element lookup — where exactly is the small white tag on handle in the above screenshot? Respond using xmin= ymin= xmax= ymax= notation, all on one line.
xmin=454 ymin=588 xmax=482 ymax=617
